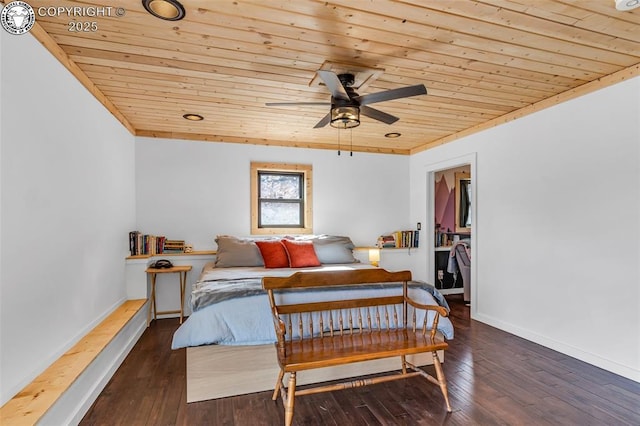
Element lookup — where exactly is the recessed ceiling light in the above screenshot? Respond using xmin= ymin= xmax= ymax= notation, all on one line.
xmin=183 ymin=113 xmax=204 ymax=121
xmin=142 ymin=0 xmax=186 ymax=21
xmin=385 ymin=132 xmax=401 ymax=138
xmin=615 ymin=0 xmax=640 ymax=10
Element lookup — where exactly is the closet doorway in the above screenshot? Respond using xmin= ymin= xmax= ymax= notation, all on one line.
xmin=426 ymin=154 xmax=476 ymax=307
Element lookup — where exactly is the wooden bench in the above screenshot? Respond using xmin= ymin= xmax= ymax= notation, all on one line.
xmin=263 ymin=269 xmax=452 ymax=426
xmin=0 ymin=299 xmax=146 ymax=425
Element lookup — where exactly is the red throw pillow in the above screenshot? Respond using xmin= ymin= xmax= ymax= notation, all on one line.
xmin=255 ymin=240 xmax=289 ymax=268
xmin=282 ymin=239 xmax=321 ymax=268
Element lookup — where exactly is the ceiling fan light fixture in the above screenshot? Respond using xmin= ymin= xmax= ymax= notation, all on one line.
xmin=385 ymin=132 xmax=401 ymax=138
xmin=330 ymin=106 xmax=360 ymax=129
xmin=142 ymin=0 xmax=186 ymax=21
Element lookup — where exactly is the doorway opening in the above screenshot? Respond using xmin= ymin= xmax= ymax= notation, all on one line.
xmin=425 ymin=154 xmax=476 ymax=308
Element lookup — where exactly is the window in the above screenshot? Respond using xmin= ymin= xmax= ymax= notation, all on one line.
xmin=251 ymin=162 xmax=313 ymax=235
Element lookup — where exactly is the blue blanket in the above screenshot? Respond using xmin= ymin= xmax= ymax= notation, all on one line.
xmin=172 ymin=265 xmax=454 ymax=349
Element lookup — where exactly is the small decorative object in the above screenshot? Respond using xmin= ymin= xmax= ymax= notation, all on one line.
xmin=184 ymin=244 xmax=193 ymax=253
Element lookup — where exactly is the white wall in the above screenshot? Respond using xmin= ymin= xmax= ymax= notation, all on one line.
xmin=0 ymin=30 xmax=136 ymax=404
xmin=410 ymin=77 xmax=640 ymax=382
xmin=135 ymin=138 xmax=412 ymax=248
xmin=135 ymin=140 xmax=417 ymax=312
xmin=126 ymin=136 xmax=425 ymax=419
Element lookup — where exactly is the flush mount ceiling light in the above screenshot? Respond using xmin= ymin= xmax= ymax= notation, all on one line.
xmin=615 ymin=0 xmax=640 ymax=10
xmin=142 ymin=0 xmax=186 ymax=21
xmin=385 ymin=132 xmax=401 ymax=138
xmin=183 ymin=113 xmax=203 ymax=121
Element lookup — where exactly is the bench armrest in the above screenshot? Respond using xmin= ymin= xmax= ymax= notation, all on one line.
xmin=405 ymin=297 xmax=448 ymax=317
xmin=270 ymin=306 xmax=287 ymax=356
xmin=405 ymin=296 xmax=448 ymax=341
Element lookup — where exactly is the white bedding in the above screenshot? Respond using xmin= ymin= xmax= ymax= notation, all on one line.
xmin=171 ymin=263 xmax=454 ymax=349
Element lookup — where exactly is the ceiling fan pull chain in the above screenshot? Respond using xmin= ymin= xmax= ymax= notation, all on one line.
xmin=350 ymin=129 xmax=353 ymax=156
xmin=337 ymin=129 xmax=341 ymax=156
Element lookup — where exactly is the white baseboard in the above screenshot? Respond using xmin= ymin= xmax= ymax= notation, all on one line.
xmin=37 ymin=304 xmax=148 ymax=426
xmin=474 ymin=312 xmax=640 ymax=383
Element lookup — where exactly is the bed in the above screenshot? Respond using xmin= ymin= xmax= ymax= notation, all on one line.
xmin=172 ymin=235 xmax=454 ymax=402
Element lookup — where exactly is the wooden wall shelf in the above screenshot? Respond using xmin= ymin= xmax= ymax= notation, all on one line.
xmin=126 ymin=250 xmax=216 ymax=260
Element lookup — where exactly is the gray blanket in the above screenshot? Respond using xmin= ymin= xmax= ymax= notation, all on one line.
xmin=192 ymin=277 xmax=450 ymax=313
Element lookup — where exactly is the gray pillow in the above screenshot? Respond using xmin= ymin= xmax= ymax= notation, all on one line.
xmin=310 ymin=235 xmax=359 ymax=264
xmin=214 ymin=235 xmax=264 ymax=267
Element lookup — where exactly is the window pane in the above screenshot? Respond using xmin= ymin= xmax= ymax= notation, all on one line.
xmin=260 ymin=174 xmax=300 ymax=199
xmin=260 ymin=201 xmax=301 ymax=226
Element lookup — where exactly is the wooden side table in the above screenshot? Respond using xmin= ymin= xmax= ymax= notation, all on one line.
xmin=145 ymin=264 xmax=192 ymax=325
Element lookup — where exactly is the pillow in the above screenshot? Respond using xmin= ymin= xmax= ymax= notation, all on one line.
xmin=255 ymin=240 xmax=290 ymax=268
xmin=214 ymin=235 xmax=264 ymax=267
xmin=310 ymin=235 xmax=359 ymax=264
xmin=282 ymin=239 xmax=321 ymax=268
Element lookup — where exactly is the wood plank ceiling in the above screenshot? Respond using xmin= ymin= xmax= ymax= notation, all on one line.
xmin=20 ymin=0 xmax=640 ymax=154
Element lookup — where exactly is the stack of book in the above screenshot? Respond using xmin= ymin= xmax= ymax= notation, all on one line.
xmin=376 ymin=234 xmax=397 ymax=248
xmin=163 ymin=239 xmax=185 ymax=253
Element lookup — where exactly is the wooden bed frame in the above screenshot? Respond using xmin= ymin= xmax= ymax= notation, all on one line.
xmin=187 ymin=338 xmax=442 ymax=402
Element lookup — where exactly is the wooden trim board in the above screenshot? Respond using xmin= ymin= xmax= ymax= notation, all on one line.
xmin=186 ymin=343 xmax=442 ymax=403
xmin=0 ymin=299 xmax=147 ymax=425
xmin=411 ymin=63 xmax=640 ymax=154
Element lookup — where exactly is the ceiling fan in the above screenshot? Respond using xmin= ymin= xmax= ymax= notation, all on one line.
xmin=265 ymin=70 xmax=427 ymax=129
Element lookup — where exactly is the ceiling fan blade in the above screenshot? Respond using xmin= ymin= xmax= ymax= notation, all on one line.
xmin=360 ymin=106 xmax=399 ymax=125
xmin=316 ymin=70 xmax=350 ymax=100
xmin=355 ymin=84 xmax=427 ymax=105
xmin=265 ymin=102 xmax=330 ymax=106
xmin=313 ymin=113 xmax=331 ymax=128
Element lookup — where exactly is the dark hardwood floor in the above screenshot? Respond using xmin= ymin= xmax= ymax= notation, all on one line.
xmin=80 ymin=295 xmax=640 ymax=425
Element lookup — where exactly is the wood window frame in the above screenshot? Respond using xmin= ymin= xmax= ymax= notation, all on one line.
xmin=250 ymin=162 xmax=313 ymax=235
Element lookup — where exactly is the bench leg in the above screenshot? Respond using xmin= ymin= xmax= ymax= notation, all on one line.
xmin=273 ymin=368 xmax=284 ymax=401
xmin=284 ymin=372 xmax=296 ymax=426
xmin=432 ymin=351 xmax=452 ymax=412
xmin=401 ymin=355 xmax=407 ymax=374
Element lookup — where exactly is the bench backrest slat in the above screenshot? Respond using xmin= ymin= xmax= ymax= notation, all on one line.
xmin=275 ymin=295 xmax=404 ymax=315
xmin=262 ymin=268 xmax=412 ymax=290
